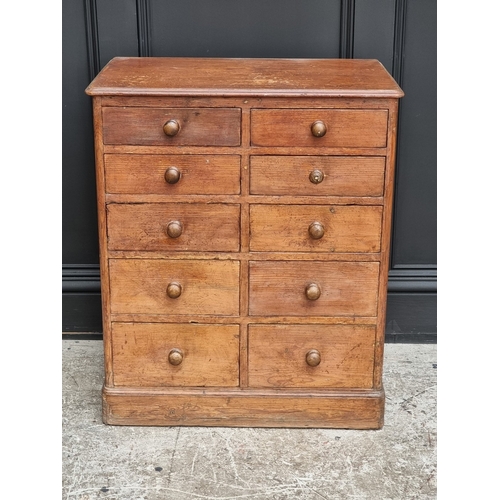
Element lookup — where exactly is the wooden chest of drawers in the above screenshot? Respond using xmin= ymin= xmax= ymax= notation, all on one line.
xmin=86 ymin=57 xmax=403 ymax=428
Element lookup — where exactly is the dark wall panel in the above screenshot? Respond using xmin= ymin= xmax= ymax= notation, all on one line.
xmin=149 ymin=0 xmax=341 ymax=58
xmin=386 ymin=293 xmax=437 ymax=341
xmin=353 ymin=0 xmax=396 ymax=73
xmin=97 ymin=0 xmax=139 ymax=68
xmin=391 ymin=0 xmax=437 ymax=266
xmin=62 ymin=0 xmax=99 ymax=264
xmin=62 ymin=294 xmax=103 ymax=332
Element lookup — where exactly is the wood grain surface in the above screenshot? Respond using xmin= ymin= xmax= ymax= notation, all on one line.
xmin=105 ymin=154 xmax=241 ymax=194
xmin=102 ymin=107 xmax=241 ymax=146
xmin=251 ymin=109 xmax=388 ymax=148
xmin=109 ymin=259 xmax=240 ymax=315
xmin=107 ymin=203 xmax=240 ymax=252
xmin=86 ymin=57 xmax=403 ymax=98
xmin=112 ymin=322 xmax=239 ymax=387
xmin=250 ymin=156 xmax=385 ymax=197
xmin=103 ymin=386 xmax=385 ymax=428
xmin=249 ymin=204 xmax=382 ymax=253
xmin=248 ymin=324 xmax=375 ymax=388
xmin=249 ymin=260 xmax=379 ymax=317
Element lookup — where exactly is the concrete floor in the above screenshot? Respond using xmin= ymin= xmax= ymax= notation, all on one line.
xmin=62 ymin=340 xmax=436 ymax=500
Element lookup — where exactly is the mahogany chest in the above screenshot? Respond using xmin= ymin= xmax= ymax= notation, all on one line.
xmin=86 ymin=57 xmax=403 ymax=428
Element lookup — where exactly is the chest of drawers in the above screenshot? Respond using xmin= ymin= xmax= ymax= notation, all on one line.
xmin=86 ymin=57 xmax=403 ymax=428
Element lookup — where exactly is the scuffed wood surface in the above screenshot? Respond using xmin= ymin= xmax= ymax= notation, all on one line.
xmin=105 ymin=154 xmax=241 ymax=195
xmin=248 ymin=324 xmax=375 ymax=388
xmin=86 ymin=57 xmax=404 ymax=97
xmin=249 ymin=261 xmax=379 ymax=317
xmin=109 ymin=259 xmax=240 ymax=316
xmin=251 ymin=109 xmax=388 ymax=148
xmin=250 ymin=156 xmax=386 ymax=197
xmin=107 ymin=203 xmax=240 ymax=252
xmin=112 ymin=323 xmax=240 ymax=387
xmin=249 ymin=204 xmax=382 ymax=253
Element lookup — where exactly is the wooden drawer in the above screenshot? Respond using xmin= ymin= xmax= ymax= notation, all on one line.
xmin=105 ymin=154 xmax=241 ymax=195
xmin=112 ymin=322 xmax=239 ymax=387
xmin=248 ymin=324 xmax=375 ymax=388
xmin=249 ymin=261 xmax=379 ymax=317
xmin=107 ymin=203 xmax=240 ymax=252
xmin=251 ymin=109 xmax=387 ymax=148
xmin=102 ymin=107 xmax=241 ymax=146
xmin=109 ymin=259 xmax=240 ymax=315
xmin=250 ymin=156 xmax=385 ymax=197
xmin=249 ymin=204 xmax=382 ymax=253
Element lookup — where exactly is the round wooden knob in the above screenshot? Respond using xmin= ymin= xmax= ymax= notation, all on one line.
xmin=166 ymin=220 xmax=183 ymax=238
xmin=308 ymin=222 xmax=325 ymax=240
xmin=305 ymin=283 xmax=321 ymax=300
xmin=164 ymin=166 xmax=181 ymax=184
xmin=306 ymin=349 xmax=321 ymax=367
xmin=311 ymin=120 xmax=327 ymax=137
xmin=166 ymin=282 xmax=182 ymax=299
xmin=309 ymin=169 xmax=324 ymax=184
xmin=163 ymin=119 xmax=180 ymax=137
xmin=168 ymin=348 xmax=184 ymax=366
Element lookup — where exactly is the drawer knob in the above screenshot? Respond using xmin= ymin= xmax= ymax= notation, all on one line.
xmin=305 ymin=283 xmax=321 ymax=300
xmin=166 ymin=282 xmax=182 ymax=299
xmin=164 ymin=166 xmax=181 ymax=184
xmin=168 ymin=348 xmax=184 ymax=366
xmin=311 ymin=120 xmax=327 ymax=138
xmin=166 ymin=220 xmax=183 ymax=238
xmin=306 ymin=349 xmax=321 ymax=367
xmin=308 ymin=221 xmax=325 ymax=240
xmin=309 ymin=169 xmax=324 ymax=184
xmin=163 ymin=119 xmax=180 ymax=137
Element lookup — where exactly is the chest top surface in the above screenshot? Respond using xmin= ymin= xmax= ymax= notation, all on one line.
xmin=85 ymin=57 xmax=403 ymax=98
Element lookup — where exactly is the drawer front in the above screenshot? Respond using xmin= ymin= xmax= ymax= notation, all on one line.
xmin=109 ymin=259 xmax=240 ymax=315
xmin=248 ymin=324 xmax=375 ymax=388
xmin=105 ymin=154 xmax=241 ymax=195
xmin=250 ymin=156 xmax=385 ymax=196
xmin=102 ymin=107 xmax=241 ymax=146
xmin=251 ymin=109 xmax=387 ymax=148
xmin=112 ymin=323 xmax=239 ymax=387
xmin=249 ymin=261 xmax=379 ymax=317
xmin=249 ymin=205 xmax=382 ymax=253
xmin=107 ymin=203 xmax=240 ymax=252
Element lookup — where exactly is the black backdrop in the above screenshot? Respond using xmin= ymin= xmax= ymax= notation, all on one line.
xmin=62 ymin=0 xmax=436 ymax=342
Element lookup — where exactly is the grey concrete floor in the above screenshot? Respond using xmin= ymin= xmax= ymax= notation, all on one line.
xmin=62 ymin=340 xmax=436 ymax=500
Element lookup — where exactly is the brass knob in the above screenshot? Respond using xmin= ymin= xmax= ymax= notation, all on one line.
xmin=311 ymin=120 xmax=327 ymax=137
xmin=308 ymin=222 xmax=325 ymax=240
xmin=168 ymin=348 xmax=184 ymax=366
xmin=166 ymin=220 xmax=183 ymax=238
xmin=305 ymin=283 xmax=321 ymax=301
xmin=306 ymin=349 xmax=321 ymax=367
xmin=309 ymin=169 xmax=324 ymax=184
xmin=163 ymin=119 xmax=180 ymax=137
xmin=164 ymin=166 xmax=181 ymax=184
xmin=166 ymin=282 xmax=182 ymax=299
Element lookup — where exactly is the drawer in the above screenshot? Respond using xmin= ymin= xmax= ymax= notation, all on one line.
xmin=248 ymin=324 xmax=375 ymax=388
xmin=107 ymin=203 xmax=240 ymax=252
xmin=109 ymin=259 xmax=240 ymax=315
xmin=105 ymin=154 xmax=241 ymax=195
xmin=249 ymin=261 xmax=379 ymax=317
xmin=112 ymin=323 xmax=239 ymax=387
xmin=102 ymin=107 xmax=241 ymax=146
xmin=250 ymin=156 xmax=385 ymax=196
xmin=251 ymin=109 xmax=387 ymax=148
xmin=249 ymin=205 xmax=382 ymax=253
